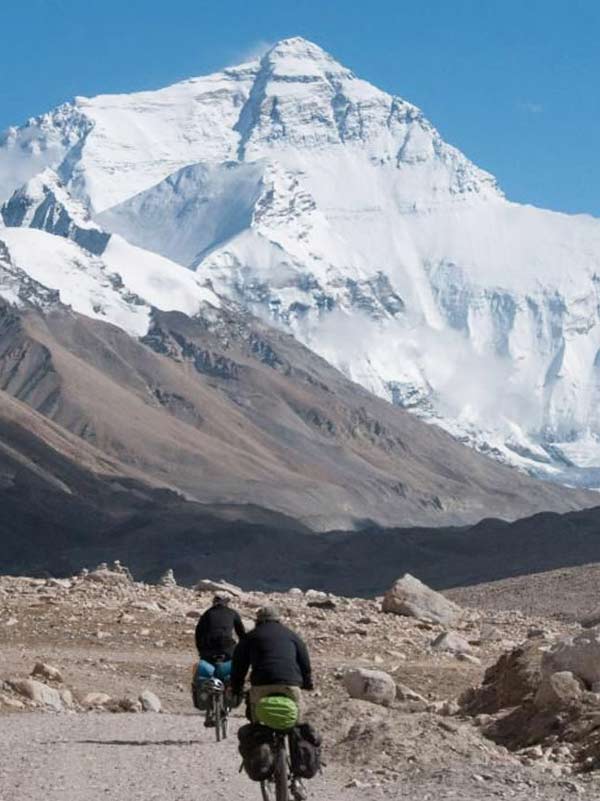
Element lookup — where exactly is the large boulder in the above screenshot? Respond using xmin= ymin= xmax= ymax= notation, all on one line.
xmin=382 ymin=574 xmax=462 ymax=626
xmin=542 ymin=630 xmax=600 ymax=688
xmin=534 ymin=671 xmax=585 ymax=710
xmin=343 ymin=668 xmax=396 ymax=707
xmin=194 ymin=579 xmax=242 ymax=597
xmin=431 ymin=631 xmax=472 ymax=655
xmin=460 ymin=640 xmax=545 ymax=715
xmin=8 ymin=679 xmax=63 ymax=710
xmin=579 ymin=610 xmax=600 ymax=629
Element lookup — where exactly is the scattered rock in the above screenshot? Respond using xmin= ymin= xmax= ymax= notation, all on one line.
xmin=139 ymin=690 xmax=162 ymax=713
xmin=129 ymin=600 xmax=160 ymax=612
xmin=86 ymin=569 xmax=130 ymax=586
xmin=382 ymin=574 xmax=462 ymax=626
xmin=307 ymin=599 xmax=337 ymax=611
xmin=457 ymin=653 xmax=482 ymax=666
xmin=0 ymin=695 xmax=25 ymax=709
xmin=60 ymin=689 xmax=74 ymax=708
xmin=343 ymin=668 xmax=396 ymax=706
xmin=395 ymin=683 xmax=427 ymax=704
xmin=31 ymin=662 xmax=63 ymax=683
xmin=117 ymin=697 xmax=143 ymax=713
xmin=159 ymin=569 xmax=177 ymax=588
xmin=305 ymin=590 xmax=328 ymax=602
xmin=431 ymin=631 xmax=472 ymax=655
xmin=83 ymin=692 xmax=112 ymax=707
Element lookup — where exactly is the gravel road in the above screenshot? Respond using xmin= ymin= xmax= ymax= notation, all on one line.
xmin=0 ymin=713 xmax=595 ymax=801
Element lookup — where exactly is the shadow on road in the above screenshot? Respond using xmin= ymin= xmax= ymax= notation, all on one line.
xmin=71 ymin=739 xmax=208 ymax=747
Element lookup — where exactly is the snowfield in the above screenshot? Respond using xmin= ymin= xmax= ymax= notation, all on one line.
xmin=2 ymin=36 xmax=600 ymax=483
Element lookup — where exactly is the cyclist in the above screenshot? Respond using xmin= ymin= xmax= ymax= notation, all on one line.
xmin=195 ymin=593 xmax=246 ymax=725
xmin=230 ymin=605 xmax=313 ymax=721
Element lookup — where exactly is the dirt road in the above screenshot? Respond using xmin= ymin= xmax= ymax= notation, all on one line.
xmin=0 ymin=713 xmax=592 ymax=801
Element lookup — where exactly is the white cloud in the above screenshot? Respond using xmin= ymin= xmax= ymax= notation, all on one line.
xmin=518 ymin=101 xmax=544 ymax=114
xmin=230 ymin=40 xmax=274 ymax=65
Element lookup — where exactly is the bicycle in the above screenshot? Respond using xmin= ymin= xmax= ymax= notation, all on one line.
xmin=203 ymin=677 xmax=230 ymax=742
xmin=259 ymin=729 xmax=307 ymax=801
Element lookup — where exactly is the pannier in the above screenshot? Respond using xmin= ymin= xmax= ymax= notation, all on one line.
xmin=238 ymin=723 xmax=275 ymax=782
xmin=289 ymin=723 xmax=322 ymax=779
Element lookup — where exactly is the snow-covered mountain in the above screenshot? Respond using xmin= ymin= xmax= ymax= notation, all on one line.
xmin=3 ymin=37 xmax=600 ymax=484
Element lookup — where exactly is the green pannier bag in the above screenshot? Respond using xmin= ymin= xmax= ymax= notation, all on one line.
xmin=256 ymin=694 xmax=299 ymax=731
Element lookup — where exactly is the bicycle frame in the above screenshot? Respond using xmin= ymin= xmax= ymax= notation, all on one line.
xmin=259 ymin=730 xmax=306 ymax=801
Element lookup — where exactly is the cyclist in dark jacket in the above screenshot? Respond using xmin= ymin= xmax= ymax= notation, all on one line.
xmin=231 ymin=606 xmax=313 ymax=720
xmin=195 ymin=594 xmax=246 ymax=663
xmin=194 ymin=594 xmax=246 ymax=726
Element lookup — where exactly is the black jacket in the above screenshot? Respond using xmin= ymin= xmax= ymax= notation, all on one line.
xmin=195 ymin=605 xmax=246 ymax=661
xmin=230 ymin=620 xmax=313 ymax=695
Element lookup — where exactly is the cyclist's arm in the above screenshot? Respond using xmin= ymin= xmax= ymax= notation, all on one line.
xmin=233 ymin=611 xmax=247 ymax=640
xmin=230 ymin=638 xmax=250 ymax=695
xmin=295 ymin=635 xmax=314 ymax=691
xmin=195 ymin=614 xmax=207 ymax=655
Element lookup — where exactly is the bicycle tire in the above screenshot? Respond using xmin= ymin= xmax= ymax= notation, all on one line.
xmin=221 ymin=709 xmax=228 ymax=740
xmin=260 ymin=780 xmax=273 ymax=801
xmin=274 ymin=744 xmax=289 ymax=801
xmin=214 ymin=697 xmax=222 ymax=743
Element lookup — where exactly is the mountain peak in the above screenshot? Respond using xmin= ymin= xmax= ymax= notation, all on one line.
xmin=261 ymin=36 xmax=349 ymax=79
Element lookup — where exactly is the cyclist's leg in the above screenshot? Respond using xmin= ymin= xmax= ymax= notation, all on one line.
xmin=198 ymin=659 xmax=216 ymax=679
xmin=214 ymin=660 xmax=232 ymax=682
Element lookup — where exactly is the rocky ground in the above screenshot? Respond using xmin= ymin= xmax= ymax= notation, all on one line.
xmin=2 ymin=564 xmax=600 ymax=799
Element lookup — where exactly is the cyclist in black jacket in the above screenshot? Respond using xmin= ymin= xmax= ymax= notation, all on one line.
xmin=195 ymin=594 xmax=246 ymax=663
xmin=195 ymin=594 xmax=246 ymax=725
xmin=230 ymin=606 xmax=313 ymax=720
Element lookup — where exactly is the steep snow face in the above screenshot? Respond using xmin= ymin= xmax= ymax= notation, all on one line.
xmin=0 ymin=229 xmax=219 ymax=336
xmin=3 ymin=36 xmax=600 ymax=482
xmin=97 ymin=161 xmax=265 ymax=265
xmin=0 ymin=64 xmax=259 ymax=212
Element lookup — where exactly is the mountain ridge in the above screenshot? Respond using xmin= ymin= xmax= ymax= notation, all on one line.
xmin=2 ymin=37 xmax=600 ymax=487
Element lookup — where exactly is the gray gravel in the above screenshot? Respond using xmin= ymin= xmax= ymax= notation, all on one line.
xmin=0 ymin=713 xmax=598 ymax=801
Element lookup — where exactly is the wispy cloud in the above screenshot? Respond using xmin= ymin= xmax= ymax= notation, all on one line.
xmin=231 ymin=40 xmax=274 ymax=65
xmin=518 ymin=101 xmax=544 ymax=114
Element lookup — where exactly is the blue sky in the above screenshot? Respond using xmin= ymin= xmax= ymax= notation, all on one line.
xmin=2 ymin=0 xmax=599 ymax=215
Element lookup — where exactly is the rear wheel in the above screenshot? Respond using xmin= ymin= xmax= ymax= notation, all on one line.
xmin=214 ymin=697 xmax=222 ymax=742
xmin=274 ymin=744 xmax=289 ymax=801
xmin=260 ymin=780 xmax=273 ymax=801
xmin=220 ymin=708 xmax=228 ymax=740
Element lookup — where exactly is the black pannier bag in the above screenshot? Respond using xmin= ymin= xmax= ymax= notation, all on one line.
xmin=238 ymin=723 xmax=275 ymax=782
xmin=289 ymin=723 xmax=322 ymax=779
xmin=191 ymin=679 xmax=209 ymax=711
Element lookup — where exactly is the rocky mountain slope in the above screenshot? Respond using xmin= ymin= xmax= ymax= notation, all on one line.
xmin=2 ymin=37 xmax=600 ymax=483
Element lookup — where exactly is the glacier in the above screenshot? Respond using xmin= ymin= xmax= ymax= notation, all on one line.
xmin=2 ymin=36 xmax=600 ymax=483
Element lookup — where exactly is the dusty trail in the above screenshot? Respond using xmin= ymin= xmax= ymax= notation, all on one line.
xmin=0 ymin=713 xmax=590 ymax=801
